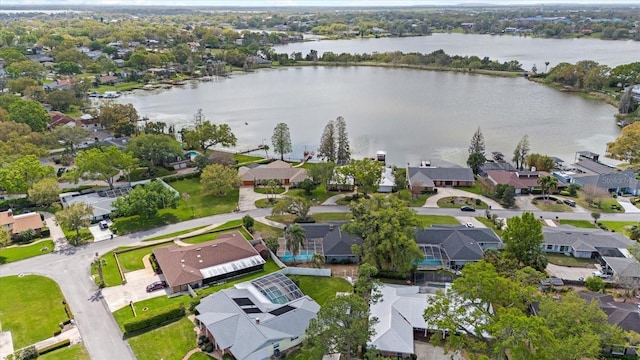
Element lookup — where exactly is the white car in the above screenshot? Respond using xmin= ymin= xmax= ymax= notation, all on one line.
xmin=592 ymin=271 xmax=611 ymax=279
xmin=465 ymin=222 xmax=474 ymax=228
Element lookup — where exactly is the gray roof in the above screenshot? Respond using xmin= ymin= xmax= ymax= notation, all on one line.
xmin=415 ymin=227 xmax=502 ymax=262
xmin=299 ymin=222 xmax=362 ymax=257
xmin=478 ymin=162 xmax=516 ymax=174
xmin=597 ymin=172 xmax=640 ymax=191
xmin=574 ymin=159 xmax=614 ymax=175
xmin=602 ymin=256 xmax=640 ymax=278
xmin=578 ymin=292 xmax=640 ymax=333
xmin=195 ymin=272 xmax=320 ymax=360
xmin=408 ymin=167 xmax=474 ymax=187
xmin=542 ymin=226 xmax=633 ymax=253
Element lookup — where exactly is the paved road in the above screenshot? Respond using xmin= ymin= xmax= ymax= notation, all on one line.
xmin=0 ymin=205 xmax=637 ymax=360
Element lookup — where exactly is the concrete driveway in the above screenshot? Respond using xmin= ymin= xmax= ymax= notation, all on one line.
xmin=100 ymin=256 xmax=167 ymax=312
xmin=89 ymin=221 xmax=115 ymax=242
xmin=455 ymin=216 xmax=487 ymax=228
xmin=546 ymin=263 xmax=599 ymax=281
xmin=424 ymin=187 xmax=503 ymax=209
xmin=618 ymin=197 xmax=640 ymax=213
xmin=415 ymin=341 xmax=465 ymax=360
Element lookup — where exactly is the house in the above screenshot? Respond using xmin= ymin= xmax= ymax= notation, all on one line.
xmin=297 ymin=222 xmax=362 ymax=264
xmin=486 ymin=170 xmax=563 ymax=194
xmin=97 ymin=75 xmax=120 ymax=85
xmin=600 ymin=256 xmax=640 ymax=287
xmin=477 ymin=162 xmax=516 ymax=178
xmin=153 ymin=232 xmax=265 ymax=293
xmin=60 ymin=187 xmax=133 ymax=222
xmin=195 ymin=272 xmax=320 ymax=360
xmin=0 ymin=210 xmax=44 ymax=239
xmin=43 ymin=79 xmax=71 ymax=91
xmin=48 ymin=111 xmax=77 ymax=128
xmin=238 ymin=160 xmax=309 ymax=186
xmin=554 ymin=158 xmax=640 ymax=195
xmin=113 ymin=59 xmax=125 ymax=68
xmin=414 ymin=226 xmax=503 ymax=270
xmin=407 ymin=165 xmax=475 ymax=192
xmin=541 ymin=226 xmax=634 ymax=260
xmin=378 ymin=167 xmax=396 ymax=193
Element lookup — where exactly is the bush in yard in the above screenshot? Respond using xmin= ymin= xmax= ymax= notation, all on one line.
xmin=242 ymin=215 xmax=255 ymax=233
xmin=14 ymin=346 xmax=38 ymax=360
xmin=585 ymin=276 xmax=605 ymax=292
xmin=205 ymin=343 xmax=213 ymax=352
xmin=38 ymin=339 xmax=71 ymax=355
xmin=123 ymin=303 xmax=185 ymax=333
xmin=475 ymin=198 xmax=482 ymax=206
xmin=16 ymin=229 xmax=36 ymax=244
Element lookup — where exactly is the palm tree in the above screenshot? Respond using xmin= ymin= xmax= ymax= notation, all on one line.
xmin=286 ymin=223 xmax=306 ymax=265
xmin=92 ymin=257 xmax=107 ymax=288
xmin=537 ymin=175 xmax=558 ymax=200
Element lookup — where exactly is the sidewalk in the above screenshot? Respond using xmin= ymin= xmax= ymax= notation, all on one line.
xmin=33 ymin=325 xmax=82 ymax=351
xmin=42 ymin=212 xmax=70 ymax=252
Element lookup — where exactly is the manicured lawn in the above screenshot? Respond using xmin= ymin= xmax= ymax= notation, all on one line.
xmin=61 ymin=227 xmax=93 ymax=244
xmin=437 ymin=196 xmax=488 ymax=209
xmin=0 ymin=240 xmax=54 ymax=264
xmin=254 ymin=222 xmax=284 ymax=239
xmin=288 ymin=275 xmax=353 ymax=306
xmin=95 ymin=81 xmax=142 ymax=93
xmin=268 ymin=212 xmax=351 ymax=224
xmin=599 ymin=221 xmax=638 ymax=237
xmin=0 ymin=275 xmax=69 ymax=348
xmin=116 ymin=242 xmax=172 ymax=272
xmin=475 ymin=217 xmax=504 ymax=237
xmin=558 ymin=220 xmax=597 ymax=229
xmin=575 ymin=194 xmax=624 ymax=213
xmin=127 ymin=317 xmax=197 ymax=360
xmin=38 ymin=344 xmax=90 ymax=360
xmin=395 ymin=189 xmax=430 ymax=207
xmin=127 ymin=167 xmax=175 ymax=182
xmin=142 ymin=226 xmax=208 ymax=242
xmin=457 ymin=184 xmax=485 ymax=196
xmin=181 ymin=226 xmax=252 ymax=244
xmin=91 ymin=250 xmax=124 ymax=287
xmin=253 ymin=186 xmax=286 ymax=194
xmin=414 ymin=215 xmax=460 ymax=227
xmin=188 ymin=352 xmax=212 ymax=360
xmin=112 ymin=178 xmax=238 ymax=234
xmin=233 ymin=153 xmax=266 ymax=164
xmin=532 ymin=200 xmax=572 ymax=212
xmin=287 ymin=185 xmax=341 ymax=205
xmin=546 ymin=253 xmax=598 ymax=267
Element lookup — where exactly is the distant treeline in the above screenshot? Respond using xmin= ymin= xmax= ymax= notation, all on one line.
xmin=273 ymin=49 xmax=524 ymax=72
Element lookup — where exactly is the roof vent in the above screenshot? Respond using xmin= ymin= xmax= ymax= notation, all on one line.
xmin=255 ymin=318 xmax=260 ymax=324
xmin=329 ymin=224 xmax=334 ymax=231
xmin=196 ymin=248 xmax=202 ymax=251
xmin=181 ymin=259 xmax=185 ymax=263
xmin=199 ymin=260 xmax=203 ymax=263
xmin=211 ymin=244 xmax=218 ymax=248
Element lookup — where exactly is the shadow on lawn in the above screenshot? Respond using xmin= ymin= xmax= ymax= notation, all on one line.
xmin=113 ymin=213 xmax=180 ymax=235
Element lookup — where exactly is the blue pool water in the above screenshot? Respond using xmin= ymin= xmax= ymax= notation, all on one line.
xmin=280 ymin=250 xmax=315 ymax=262
xmin=416 ymin=259 xmax=442 ymax=266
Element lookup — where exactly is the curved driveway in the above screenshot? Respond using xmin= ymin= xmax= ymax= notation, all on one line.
xmin=0 ymin=206 xmax=638 ymax=360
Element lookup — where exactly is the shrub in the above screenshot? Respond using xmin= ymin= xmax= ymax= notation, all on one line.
xmin=242 ymin=215 xmax=255 ymax=233
xmin=189 ymin=297 xmax=201 ymax=313
xmin=559 ymin=190 xmax=570 ymax=196
xmin=38 ymin=339 xmax=71 ymax=355
xmin=62 ymin=300 xmax=73 ymax=320
xmin=475 ymin=198 xmax=482 ymax=206
xmin=205 ymin=343 xmax=213 ymax=352
xmin=123 ymin=303 xmax=185 ymax=333
xmin=585 ymin=276 xmax=605 ymax=292
xmin=14 ymin=346 xmax=38 ymax=360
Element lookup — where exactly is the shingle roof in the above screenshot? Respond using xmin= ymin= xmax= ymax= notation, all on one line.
xmin=602 ymin=256 xmax=640 ymax=278
xmin=578 ymin=292 xmax=640 ymax=333
xmin=542 ymin=226 xmax=633 ymax=253
xmin=0 ymin=211 xmax=43 ymax=234
xmin=407 ymin=167 xmax=474 ymax=186
xmin=299 ymin=222 xmax=362 ymax=257
xmin=575 ymin=159 xmax=615 ymax=175
xmin=414 ymin=227 xmax=502 ymax=262
xmin=153 ymin=232 xmax=264 ymax=289
xmin=238 ymin=160 xmax=309 ymax=183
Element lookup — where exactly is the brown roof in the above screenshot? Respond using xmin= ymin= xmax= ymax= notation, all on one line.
xmin=48 ymin=111 xmax=77 ymax=128
xmin=238 ymin=160 xmax=309 ymax=183
xmin=0 ymin=211 xmax=44 ymax=234
xmin=153 ymin=231 xmax=262 ymax=288
xmin=486 ymin=170 xmax=558 ymax=190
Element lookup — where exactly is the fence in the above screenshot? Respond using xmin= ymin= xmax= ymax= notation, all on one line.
xmin=281 ymin=267 xmax=331 ymax=277
xmin=413 ymin=272 xmax=459 ymax=285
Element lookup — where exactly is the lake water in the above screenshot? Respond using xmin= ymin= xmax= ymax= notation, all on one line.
xmin=273 ymin=33 xmax=640 ymax=71
xmin=117 ymin=65 xmax=619 ymax=167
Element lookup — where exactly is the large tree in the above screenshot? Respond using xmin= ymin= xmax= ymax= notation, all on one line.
xmin=181 ymin=109 xmax=237 ymax=152
xmin=537 ymin=175 xmax=558 ymax=200
xmin=56 ymin=202 xmax=93 ymax=245
xmin=344 ymin=195 xmax=422 ymax=275
xmin=73 ymin=146 xmax=138 ymax=189
xmin=335 ymin=116 xmax=351 ymax=164
xmin=512 ymin=135 xmax=530 ymax=170
xmin=271 ymin=122 xmax=292 ymax=160
xmin=113 ymin=180 xmax=179 ymax=219
xmin=0 ymin=155 xmax=55 ymax=194
xmin=526 ymin=153 xmax=555 ymax=172
xmin=200 ymin=164 xmax=241 ymax=196
xmin=8 ymin=99 xmax=49 ymax=132
xmin=28 ymin=178 xmax=61 ymax=206
xmin=45 ymin=90 xmax=78 ymax=112
xmin=285 ymin=223 xmax=306 ymax=264
xmin=302 ymin=294 xmax=373 ymax=360
xmin=125 ymin=134 xmax=182 ymax=174
xmin=317 ymin=120 xmax=336 ymax=162
xmin=502 ymin=212 xmax=547 ymax=271
xmin=307 ymin=161 xmax=335 ymax=187
xmin=97 ymin=102 xmax=139 ymax=136
xmin=271 ymin=196 xmax=312 ymax=222
xmin=607 ymin=121 xmax=640 ymax=164
xmin=468 ymin=127 xmax=486 ymax=155
xmin=50 ymin=125 xmax=90 ymax=152
xmin=337 ymin=157 xmax=383 ymax=196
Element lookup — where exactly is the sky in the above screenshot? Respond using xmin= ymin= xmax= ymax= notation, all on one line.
xmin=3 ymin=0 xmax=640 ymax=6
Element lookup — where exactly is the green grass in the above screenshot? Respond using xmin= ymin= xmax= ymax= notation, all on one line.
xmin=61 ymin=227 xmax=93 ymax=244
xmin=188 ymin=352 xmax=212 ymax=360
xmin=253 ymin=186 xmax=286 ymax=194
xmin=116 ymin=242 xmax=172 ymax=272
xmin=127 ymin=167 xmax=176 ymax=182
xmin=414 ymin=215 xmax=460 ymax=227
xmin=181 ymin=226 xmax=252 ymax=244
xmin=112 ymin=178 xmax=238 ymax=234
xmin=233 ymin=153 xmax=265 ymax=164
xmin=287 ymin=185 xmax=341 ymax=205
xmin=0 ymin=275 xmax=69 ymax=348
xmin=62 ymin=105 xmax=83 ymax=118
xmin=95 ymin=81 xmax=143 ymax=93
xmin=253 ymin=221 xmax=284 ymax=239
xmin=558 ymin=220 xmax=597 ymax=229
xmin=90 ymin=250 xmax=124 ymax=287
xmin=0 ymin=240 xmax=54 ymax=264
xmin=599 ymin=221 xmax=638 ymax=237
xmin=127 ymin=317 xmax=196 ymax=360
xmin=142 ymin=226 xmax=208 ymax=242
xmin=268 ymin=212 xmax=351 ymax=224
xmin=288 ymin=275 xmax=353 ymax=306
xmin=457 ymin=184 xmax=485 ymax=196
xmin=546 ymin=253 xmax=598 ymax=267
xmin=575 ymin=194 xmax=624 ymax=213
xmin=475 ymin=217 xmax=504 ymax=237
xmin=395 ymin=189 xmax=430 ymax=207
xmin=533 ymin=201 xmax=572 ymax=212
xmin=38 ymin=344 xmax=90 ymax=360
xmin=437 ymin=196 xmax=488 ymax=209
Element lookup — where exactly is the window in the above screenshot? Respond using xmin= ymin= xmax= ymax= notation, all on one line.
xmin=290 ymin=337 xmax=298 ymax=341
xmin=546 ymin=245 xmax=554 ymax=250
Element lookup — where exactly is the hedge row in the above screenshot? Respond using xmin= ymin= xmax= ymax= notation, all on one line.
xmin=38 ymin=339 xmax=71 ymax=356
xmin=123 ymin=304 xmax=185 ymax=333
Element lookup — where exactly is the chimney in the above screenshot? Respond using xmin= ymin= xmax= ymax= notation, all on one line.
xmin=7 ymin=209 xmax=13 ymax=217
xmin=255 ymin=318 xmax=260 ymax=324
xmin=329 ymin=224 xmax=334 ymax=231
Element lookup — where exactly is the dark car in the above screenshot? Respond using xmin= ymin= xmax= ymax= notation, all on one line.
xmin=563 ymin=199 xmax=576 ymax=207
xmin=460 ymin=206 xmax=476 ymax=212
xmin=146 ymin=281 xmax=167 ymax=292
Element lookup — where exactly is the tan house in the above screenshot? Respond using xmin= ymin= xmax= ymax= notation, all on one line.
xmin=152 ymin=231 xmax=265 ymax=293
xmin=0 ymin=210 xmax=44 ymax=239
xmin=238 ymin=160 xmax=309 ymax=186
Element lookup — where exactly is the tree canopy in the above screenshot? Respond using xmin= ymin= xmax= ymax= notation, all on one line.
xmin=512 ymin=135 xmax=530 ymax=170
xmin=113 ymin=180 xmax=179 ymax=219
xmin=72 ymin=146 xmax=139 ymax=189
xmin=8 ymin=99 xmax=49 ymax=132
xmin=125 ymin=134 xmax=182 ymax=171
xmin=181 ymin=109 xmax=237 ymax=152
xmin=97 ymin=102 xmax=139 ymax=136
xmin=502 ymin=212 xmax=547 ymax=272
xmin=607 ymin=121 xmax=640 ymax=164
xmin=56 ymin=202 xmax=93 ymax=245
xmin=200 ymin=164 xmax=241 ymax=196
xmin=337 ymin=157 xmax=383 ymax=195
xmin=0 ymin=155 xmax=55 ymax=194
xmin=271 ymin=122 xmax=292 ymax=160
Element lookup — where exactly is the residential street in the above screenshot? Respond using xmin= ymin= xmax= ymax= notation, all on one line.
xmin=0 ymin=205 xmax=637 ymax=360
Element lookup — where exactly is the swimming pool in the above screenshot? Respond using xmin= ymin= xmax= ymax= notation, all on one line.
xmin=280 ymin=250 xmax=315 ymax=262
xmin=184 ymin=150 xmax=201 ymax=160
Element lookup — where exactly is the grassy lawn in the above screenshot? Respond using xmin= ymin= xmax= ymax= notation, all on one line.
xmin=546 ymin=253 xmax=598 ymax=267
xmin=575 ymin=194 xmax=624 ymax=214
xmin=116 ymin=242 xmax=172 ymax=272
xmin=286 ymin=185 xmax=341 ymax=205
xmin=533 ymin=200 xmax=572 ymax=212
xmin=394 ymin=190 xmax=430 ymax=207
xmin=0 ymin=275 xmax=69 ymax=348
xmin=414 ymin=215 xmax=460 ymax=227
xmin=142 ymin=226 xmax=208 ymax=242
xmin=188 ymin=352 xmax=212 ymax=360
xmin=599 ymin=221 xmax=638 ymax=237
xmin=288 ymin=275 xmax=353 ymax=306
xmin=127 ymin=167 xmax=176 ymax=182
xmin=127 ymin=317 xmax=197 ymax=360
xmin=253 ymin=186 xmax=286 ymax=194
xmin=61 ymin=227 xmax=93 ymax=244
xmin=112 ymin=178 xmax=238 ymax=234
xmin=181 ymin=226 xmax=252 ymax=244
xmin=475 ymin=217 xmax=504 ymax=237
xmin=233 ymin=153 xmax=266 ymax=164
xmin=95 ymin=81 xmax=143 ymax=93
xmin=558 ymin=220 xmax=597 ymax=228
xmin=38 ymin=344 xmax=90 ymax=360
xmin=458 ymin=184 xmax=486 ymax=196
xmin=437 ymin=196 xmax=488 ymax=209
xmin=254 ymin=221 xmax=284 ymax=239
xmin=268 ymin=212 xmax=351 ymax=224
xmin=0 ymin=240 xmax=54 ymax=264
xmin=91 ymin=250 xmax=124 ymax=287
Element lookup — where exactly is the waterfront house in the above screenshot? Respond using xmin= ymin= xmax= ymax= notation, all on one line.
xmin=407 ymin=164 xmax=474 ymax=192
xmin=238 ymin=160 xmax=309 ymax=186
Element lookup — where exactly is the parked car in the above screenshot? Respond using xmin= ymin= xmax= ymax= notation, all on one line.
xmin=563 ymin=199 xmax=576 ymax=207
xmin=460 ymin=206 xmax=476 ymax=212
xmin=99 ymin=220 xmax=109 ymax=230
xmin=465 ymin=222 xmax=474 ymax=228
xmin=592 ymin=271 xmax=611 ymax=279
xmin=146 ymin=281 xmax=167 ymax=292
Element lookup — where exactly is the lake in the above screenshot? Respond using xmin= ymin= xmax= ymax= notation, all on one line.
xmin=116 ymin=65 xmax=619 ymax=167
xmin=273 ymin=33 xmax=640 ymax=71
